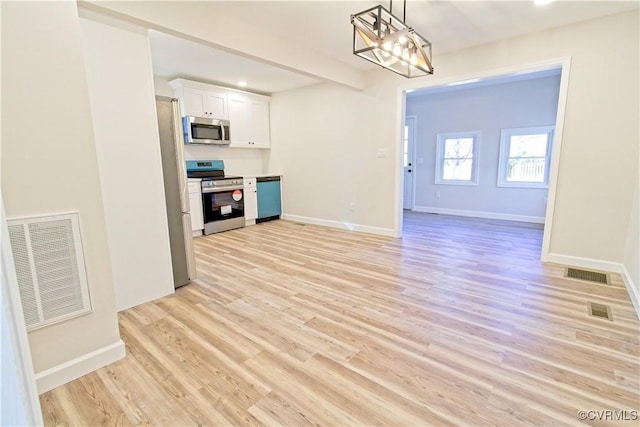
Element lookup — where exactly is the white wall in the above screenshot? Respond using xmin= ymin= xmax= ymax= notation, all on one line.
xmin=154 ymin=75 xmax=267 ymax=176
xmin=1 ymin=1 xmax=123 ymax=390
xmin=268 ymin=82 xmax=397 ymax=235
xmin=406 ymin=74 xmax=561 ymax=221
xmin=79 ymin=15 xmax=175 ymax=311
xmin=153 ymin=75 xmax=175 ymax=97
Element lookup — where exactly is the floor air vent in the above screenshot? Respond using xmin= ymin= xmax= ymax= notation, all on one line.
xmin=588 ymin=302 xmax=613 ymax=321
xmin=8 ymin=213 xmax=92 ymax=331
xmin=565 ymin=267 xmax=610 ymax=284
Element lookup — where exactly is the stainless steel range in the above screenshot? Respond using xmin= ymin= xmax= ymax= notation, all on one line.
xmin=186 ymin=160 xmax=244 ymax=235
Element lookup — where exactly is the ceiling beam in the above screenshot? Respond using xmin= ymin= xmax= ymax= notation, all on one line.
xmin=79 ymin=1 xmax=367 ymax=91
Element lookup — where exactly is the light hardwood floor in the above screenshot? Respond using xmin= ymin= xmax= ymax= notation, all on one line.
xmin=40 ymin=213 xmax=640 ymax=426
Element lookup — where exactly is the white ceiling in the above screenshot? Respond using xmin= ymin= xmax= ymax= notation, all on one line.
xmin=148 ymin=30 xmax=320 ymax=94
xmin=148 ymin=1 xmax=638 ymax=94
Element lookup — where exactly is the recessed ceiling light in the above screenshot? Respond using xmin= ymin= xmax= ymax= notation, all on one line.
xmin=237 ymin=81 xmax=247 ymax=87
xmin=534 ymin=0 xmax=555 ymax=5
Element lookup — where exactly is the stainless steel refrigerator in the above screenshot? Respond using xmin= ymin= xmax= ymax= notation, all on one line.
xmin=155 ymin=96 xmax=196 ymax=287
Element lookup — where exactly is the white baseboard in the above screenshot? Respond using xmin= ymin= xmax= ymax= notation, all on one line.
xmin=411 ymin=206 xmax=545 ymax=224
xmin=545 ymin=253 xmax=623 ymax=274
xmin=35 ymin=339 xmax=125 ymax=394
xmin=621 ymin=264 xmax=640 ymax=320
xmin=282 ymin=214 xmax=395 ymax=237
xmin=546 ymin=253 xmax=639 ymax=320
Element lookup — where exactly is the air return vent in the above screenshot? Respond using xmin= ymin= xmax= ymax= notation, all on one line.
xmin=8 ymin=213 xmax=92 ymax=331
xmin=588 ymin=302 xmax=613 ymax=321
xmin=565 ymin=267 xmax=610 ymax=285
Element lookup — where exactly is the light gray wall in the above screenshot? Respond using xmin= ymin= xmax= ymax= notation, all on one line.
xmin=406 ymin=75 xmax=561 ymax=221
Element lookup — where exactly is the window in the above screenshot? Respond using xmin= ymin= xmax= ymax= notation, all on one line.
xmin=498 ymin=126 xmax=554 ymax=188
xmin=435 ymin=131 xmax=480 ymax=185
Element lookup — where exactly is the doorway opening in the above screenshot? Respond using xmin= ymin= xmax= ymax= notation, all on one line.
xmin=396 ymin=58 xmax=571 ymax=262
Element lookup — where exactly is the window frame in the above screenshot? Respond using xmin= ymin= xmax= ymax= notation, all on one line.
xmin=435 ymin=131 xmax=481 ymax=186
xmin=497 ymin=126 xmax=554 ymax=189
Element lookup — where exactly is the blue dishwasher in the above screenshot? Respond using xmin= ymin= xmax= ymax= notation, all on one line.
xmin=256 ymin=176 xmax=282 ymax=222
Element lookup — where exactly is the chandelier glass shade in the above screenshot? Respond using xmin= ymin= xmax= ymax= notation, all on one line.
xmin=351 ymin=4 xmax=433 ymax=78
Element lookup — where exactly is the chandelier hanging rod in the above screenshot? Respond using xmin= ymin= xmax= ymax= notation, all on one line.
xmin=389 ymin=0 xmax=407 ymax=24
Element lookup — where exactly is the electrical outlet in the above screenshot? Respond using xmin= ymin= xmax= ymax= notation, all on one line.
xmin=376 ymin=148 xmax=388 ymax=158
xmin=436 ymin=191 xmax=441 ymax=198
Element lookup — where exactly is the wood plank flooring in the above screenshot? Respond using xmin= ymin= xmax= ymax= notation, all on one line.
xmin=40 ymin=213 xmax=640 ymax=426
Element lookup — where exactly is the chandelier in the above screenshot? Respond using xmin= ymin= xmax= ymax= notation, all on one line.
xmin=351 ymin=1 xmax=433 ymax=78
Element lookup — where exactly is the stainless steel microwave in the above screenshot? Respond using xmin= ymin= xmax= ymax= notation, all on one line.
xmin=183 ymin=116 xmax=230 ymax=145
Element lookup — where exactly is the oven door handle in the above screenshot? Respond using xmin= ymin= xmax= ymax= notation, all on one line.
xmin=202 ymin=185 xmax=244 ymax=193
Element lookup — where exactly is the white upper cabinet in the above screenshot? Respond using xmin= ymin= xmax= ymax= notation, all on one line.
xmin=170 ymin=78 xmax=270 ymax=149
xmin=228 ymin=93 xmax=270 ymax=149
xmin=182 ymin=87 xmax=228 ymax=119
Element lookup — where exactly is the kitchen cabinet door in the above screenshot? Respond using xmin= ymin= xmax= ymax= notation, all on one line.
xmin=182 ymin=88 xmax=228 ymax=119
xmin=250 ymin=101 xmax=270 ymax=148
xmin=228 ymin=96 xmax=251 ymax=147
xmin=243 ymin=177 xmax=258 ymax=225
xmin=205 ymin=91 xmax=228 ymax=119
xmin=188 ymin=182 xmax=204 ymax=234
xmin=182 ymin=88 xmax=207 ymax=117
xmin=228 ymin=94 xmax=270 ymax=148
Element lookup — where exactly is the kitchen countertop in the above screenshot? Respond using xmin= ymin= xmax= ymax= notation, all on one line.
xmin=187 ymin=175 xmax=281 ymax=181
xmin=241 ymin=173 xmax=283 ymax=178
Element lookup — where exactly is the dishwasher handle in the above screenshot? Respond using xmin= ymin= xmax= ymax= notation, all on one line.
xmin=257 ymin=176 xmax=281 ymax=183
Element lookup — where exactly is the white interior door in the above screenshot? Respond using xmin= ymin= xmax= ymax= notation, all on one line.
xmin=403 ymin=116 xmax=416 ymax=210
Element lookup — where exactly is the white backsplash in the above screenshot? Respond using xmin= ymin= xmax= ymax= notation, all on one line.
xmin=183 ymin=144 xmax=266 ymax=176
